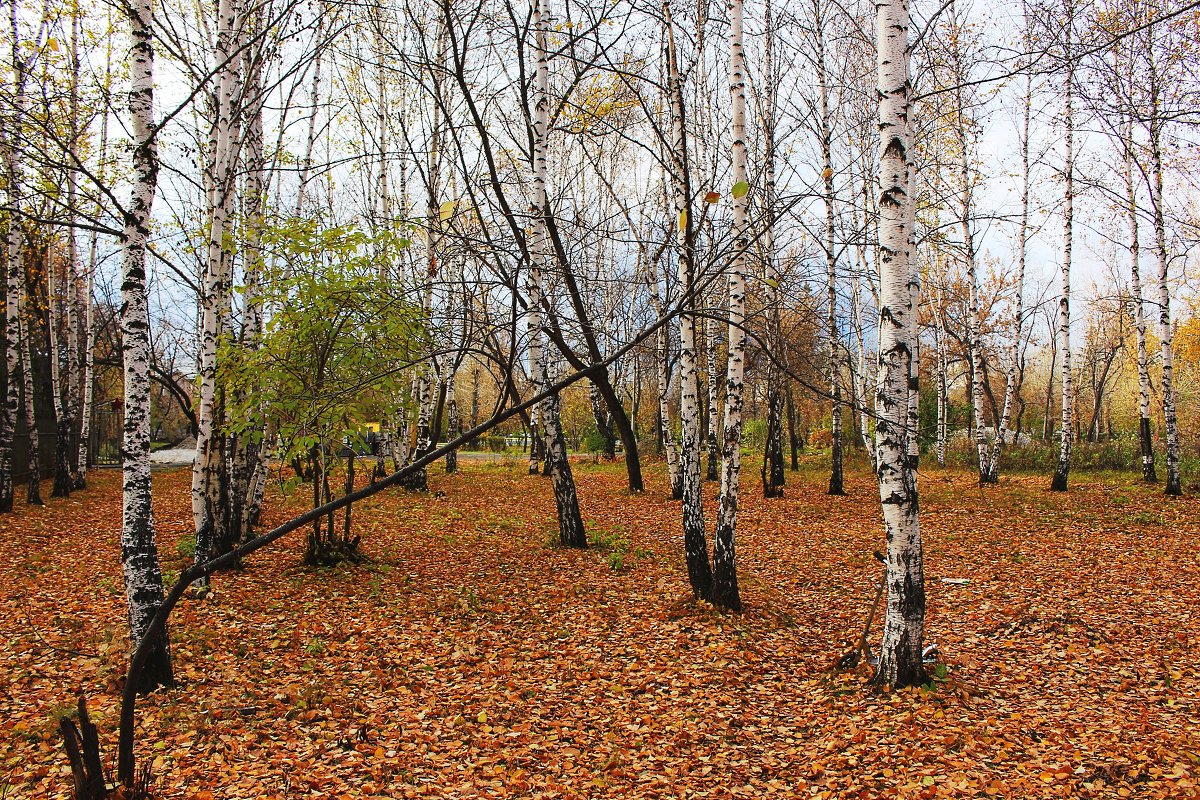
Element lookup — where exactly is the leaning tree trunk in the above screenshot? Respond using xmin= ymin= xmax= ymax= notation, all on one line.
xmin=1051 ymin=21 xmax=1074 ymax=493
xmin=872 ymin=0 xmax=925 ymax=688
xmin=119 ymin=0 xmax=174 ymax=693
xmin=712 ymin=0 xmax=749 ymax=613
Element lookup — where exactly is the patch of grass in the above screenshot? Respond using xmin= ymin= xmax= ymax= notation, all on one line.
xmin=304 ymin=637 xmax=326 ymax=656
xmin=587 ymin=523 xmax=639 ymax=572
xmin=176 ymin=532 xmax=197 ymax=560
xmin=1125 ymin=510 xmax=1163 ymax=526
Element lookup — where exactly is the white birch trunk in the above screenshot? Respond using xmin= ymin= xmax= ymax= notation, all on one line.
xmin=1149 ymin=102 xmax=1180 ymax=495
xmin=17 ymin=285 xmax=42 ymax=505
xmin=530 ymin=0 xmax=585 ymax=546
xmin=704 ymin=312 xmax=720 ymax=483
xmin=1 ymin=2 xmax=24 ymax=512
xmin=120 ymin=0 xmax=173 ymax=690
xmin=712 ymin=0 xmax=748 ymax=612
xmin=873 ymin=0 xmax=925 ymax=687
xmin=1124 ymin=122 xmax=1155 ymax=483
xmin=664 ymin=0 xmax=711 ymax=598
xmin=987 ymin=66 xmax=1033 ymax=483
xmin=815 ymin=0 xmax=845 ymax=496
xmin=192 ymin=0 xmax=242 ymax=565
xmin=1051 ymin=17 xmax=1074 ymax=492
xmin=760 ymin=0 xmax=784 ymax=499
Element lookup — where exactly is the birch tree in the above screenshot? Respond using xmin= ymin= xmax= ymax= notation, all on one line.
xmin=664 ymin=0 xmax=712 ymax=599
xmin=1050 ymin=0 xmax=1075 ymax=493
xmin=0 ymin=0 xmax=25 ymax=513
xmin=712 ymin=0 xmax=749 ymax=612
xmin=119 ymin=0 xmax=174 ymax=691
xmin=873 ymin=0 xmax=925 ymax=687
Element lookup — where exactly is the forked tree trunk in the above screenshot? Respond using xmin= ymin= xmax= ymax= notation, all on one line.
xmin=872 ymin=0 xmax=925 ymax=688
xmin=119 ymin=0 xmax=174 ymax=692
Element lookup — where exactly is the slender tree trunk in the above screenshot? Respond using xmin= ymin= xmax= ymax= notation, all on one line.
xmin=1149 ymin=105 xmax=1180 ymax=496
xmin=119 ymin=0 xmax=173 ymax=692
xmin=18 ymin=285 xmax=42 ymax=505
xmin=656 ymin=323 xmax=682 ymax=497
xmin=760 ymin=0 xmax=784 ymax=499
xmin=0 ymin=2 xmax=24 ymax=513
xmin=872 ymin=0 xmax=925 ymax=688
xmin=1051 ymin=18 xmax=1074 ymax=492
xmin=1124 ymin=123 xmax=1156 ymax=482
xmin=817 ymin=10 xmax=845 ymax=496
xmin=57 ymin=8 xmax=84 ymax=499
xmin=934 ymin=311 xmax=947 ymax=467
xmin=76 ymin=32 xmax=111 ymax=491
xmin=786 ymin=385 xmax=800 ymax=470
xmin=531 ymin=0 xmax=585 ymax=546
xmin=229 ymin=34 xmax=267 ymax=543
xmin=664 ymin=0 xmax=712 ymax=600
xmin=987 ymin=66 xmax=1032 ymax=483
xmin=712 ymin=0 xmax=749 ymax=612
xmin=193 ymin=0 xmax=242 ymax=569
xmin=705 ymin=313 xmax=720 ymax=482
xmin=445 ymin=369 xmax=458 ymax=473
xmin=295 ymin=18 xmax=323 ymax=217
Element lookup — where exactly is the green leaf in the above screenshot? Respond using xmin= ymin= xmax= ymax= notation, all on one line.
xmin=731 ymin=181 xmax=749 ymax=199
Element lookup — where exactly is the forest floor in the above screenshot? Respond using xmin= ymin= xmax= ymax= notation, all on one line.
xmin=2 ymin=455 xmax=1199 ymax=799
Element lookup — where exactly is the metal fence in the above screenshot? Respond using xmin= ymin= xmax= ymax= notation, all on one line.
xmin=6 ymin=408 xmax=122 ymax=481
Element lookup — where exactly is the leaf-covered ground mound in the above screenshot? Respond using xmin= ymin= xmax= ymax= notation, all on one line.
xmin=2 ymin=458 xmax=1198 ymax=798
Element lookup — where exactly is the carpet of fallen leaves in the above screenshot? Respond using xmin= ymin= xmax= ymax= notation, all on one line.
xmin=2 ymin=454 xmax=1199 ymax=799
